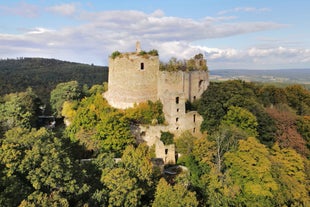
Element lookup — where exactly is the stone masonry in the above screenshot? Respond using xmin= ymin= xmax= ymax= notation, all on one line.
xmin=104 ymin=42 xmax=209 ymax=164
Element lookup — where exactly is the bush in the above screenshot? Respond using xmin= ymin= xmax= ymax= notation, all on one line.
xmin=111 ymin=51 xmax=121 ymax=59
xmin=160 ymin=131 xmax=174 ymax=145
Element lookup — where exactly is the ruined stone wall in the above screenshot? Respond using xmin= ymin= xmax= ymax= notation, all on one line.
xmin=157 ymin=70 xmax=209 ymax=102
xmin=188 ymin=70 xmax=209 ymax=102
xmin=104 ymin=53 xmax=159 ymax=109
xmin=157 ymin=70 xmax=208 ymax=136
xmin=156 ymin=142 xmax=176 ymax=164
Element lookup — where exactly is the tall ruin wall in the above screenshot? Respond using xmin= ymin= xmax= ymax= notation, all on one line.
xmin=104 ymin=53 xmax=159 ymax=109
xmin=157 ymin=70 xmax=209 ymax=102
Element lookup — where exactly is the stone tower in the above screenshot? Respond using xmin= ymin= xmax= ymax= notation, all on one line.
xmin=104 ymin=43 xmax=159 ymax=109
xmin=104 ymin=43 xmax=209 ymax=164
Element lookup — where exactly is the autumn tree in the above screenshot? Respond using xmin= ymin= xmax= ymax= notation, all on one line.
xmin=223 ymin=137 xmax=278 ymax=206
xmin=266 ymin=105 xmax=309 ymax=157
xmin=102 ymin=168 xmax=142 ymax=207
xmin=120 ymin=144 xmax=158 ymax=205
xmin=124 ymin=100 xmax=165 ymax=125
xmin=270 ymin=144 xmax=310 ymax=206
xmin=296 ymin=115 xmax=310 ymax=152
xmin=152 ymin=178 xmax=198 ymax=207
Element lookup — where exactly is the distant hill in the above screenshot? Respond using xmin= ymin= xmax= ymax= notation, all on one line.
xmin=0 ymin=58 xmax=108 ymax=104
xmin=210 ymin=69 xmax=310 ymax=85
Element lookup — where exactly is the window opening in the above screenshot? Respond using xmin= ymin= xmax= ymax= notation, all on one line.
xmin=165 ymin=149 xmax=168 ymax=155
xmin=199 ymin=80 xmax=203 ymax=89
xmin=176 ymin=97 xmax=179 ymax=104
xmin=177 ymin=108 xmax=179 ymax=112
xmin=140 ymin=62 xmax=144 ymax=70
xmin=176 ymin=117 xmax=179 ymax=122
xmin=193 ymin=114 xmax=196 ymax=123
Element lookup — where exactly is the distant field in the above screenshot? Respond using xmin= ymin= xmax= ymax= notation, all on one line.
xmin=210 ymin=69 xmax=310 ymax=86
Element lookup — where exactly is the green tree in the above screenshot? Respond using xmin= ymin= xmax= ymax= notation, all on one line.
xmin=160 ymin=131 xmax=174 ymax=145
xmin=270 ymin=144 xmax=310 ymax=206
xmin=0 ymin=127 xmax=89 ymax=206
xmin=198 ymin=80 xmax=257 ymax=133
xmin=121 ymin=144 xmax=154 ymax=186
xmin=120 ymin=144 xmax=158 ymax=205
xmin=124 ymin=100 xmax=165 ymax=125
xmin=258 ymin=85 xmax=288 ymax=107
xmin=221 ymin=106 xmax=258 ymax=137
xmin=0 ymin=88 xmax=40 ymax=133
xmin=152 ymin=178 xmax=198 ymax=207
xmin=285 ymin=84 xmax=310 ymax=115
xmin=210 ymin=124 xmax=248 ymax=173
xmin=94 ymin=111 xmax=135 ymax=156
xmin=175 ymin=131 xmax=198 ymax=156
xmin=50 ymin=81 xmax=82 ymax=117
xmin=198 ymin=80 xmax=276 ymax=145
xmin=102 ymin=168 xmax=142 ymax=207
xmin=296 ymin=116 xmax=310 ymax=152
xmin=223 ymin=137 xmax=278 ymax=206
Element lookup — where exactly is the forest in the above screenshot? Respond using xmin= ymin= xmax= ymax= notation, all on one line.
xmin=1 ymin=77 xmax=310 ymax=206
xmin=0 ymin=58 xmax=108 ymax=106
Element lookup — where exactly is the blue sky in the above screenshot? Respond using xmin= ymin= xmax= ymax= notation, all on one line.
xmin=0 ymin=0 xmax=309 ymax=69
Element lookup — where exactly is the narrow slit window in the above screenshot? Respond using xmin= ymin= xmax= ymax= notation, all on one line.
xmin=193 ymin=114 xmax=196 ymax=123
xmin=165 ymin=149 xmax=168 ymax=155
xmin=140 ymin=62 xmax=144 ymax=70
xmin=176 ymin=117 xmax=179 ymax=122
xmin=176 ymin=97 xmax=179 ymax=104
xmin=177 ymin=108 xmax=179 ymax=112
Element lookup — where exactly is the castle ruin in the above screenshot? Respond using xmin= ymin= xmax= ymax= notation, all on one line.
xmin=104 ymin=42 xmax=209 ymax=164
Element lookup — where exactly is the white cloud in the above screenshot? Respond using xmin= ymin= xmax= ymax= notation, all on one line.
xmin=0 ymin=8 xmax=308 ymax=69
xmin=26 ymin=27 xmax=55 ymax=34
xmin=47 ymin=3 xmax=79 ymax=16
xmin=218 ymin=7 xmax=271 ymax=15
xmin=0 ymin=2 xmax=39 ymax=18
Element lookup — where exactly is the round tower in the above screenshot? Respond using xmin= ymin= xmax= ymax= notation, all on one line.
xmin=104 ymin=45 xmax=159 ymax=109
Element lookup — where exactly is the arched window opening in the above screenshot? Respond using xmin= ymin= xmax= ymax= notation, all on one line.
xmin=199 ymin=80 xmax=203 ymax=89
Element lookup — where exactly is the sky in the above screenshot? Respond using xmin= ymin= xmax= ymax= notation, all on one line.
xmin=0 ymin=0 xmax=309 ymax=70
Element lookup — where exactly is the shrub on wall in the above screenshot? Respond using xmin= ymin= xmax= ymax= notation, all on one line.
xmin=160 ymin=131 xmax=174 ymax=145
xmin=111 ymin=51 xmax=121 ymax=59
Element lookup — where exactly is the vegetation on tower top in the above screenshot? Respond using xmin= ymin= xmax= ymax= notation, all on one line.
xmin=160 ymin=53 xmax=208 ymax=72
xmin=110 ymin=49 xmax=159 ymax=59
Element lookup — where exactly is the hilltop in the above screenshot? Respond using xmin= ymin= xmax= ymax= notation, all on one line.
xmin=0 ymin=58 xmax=108 ymax=103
